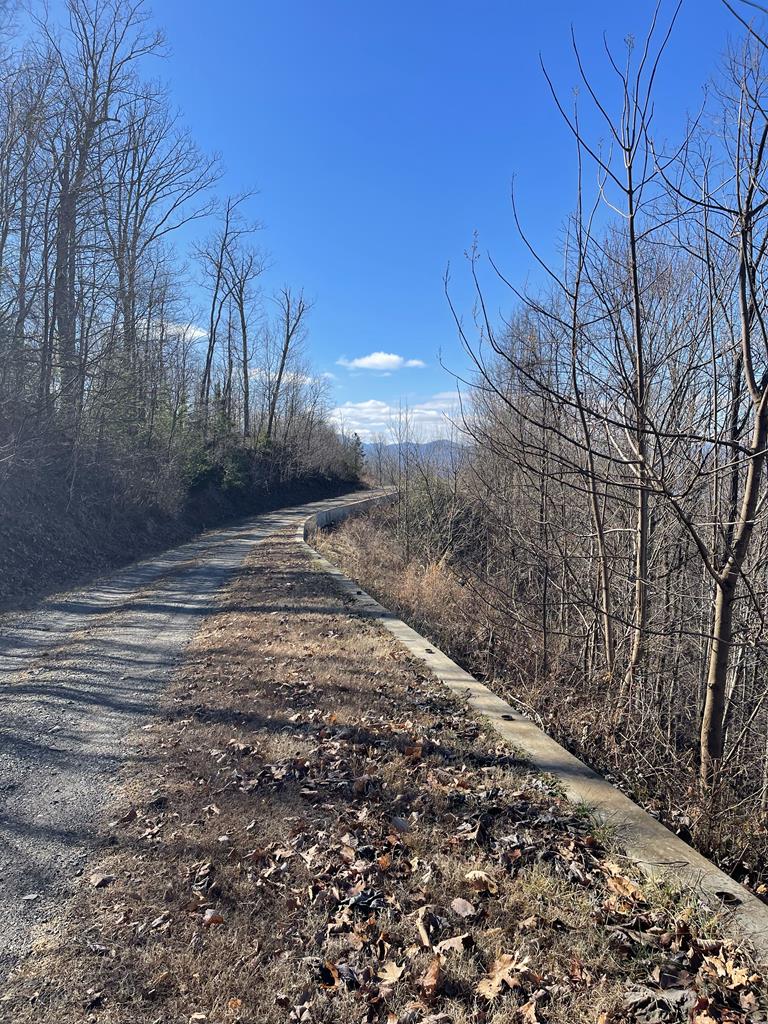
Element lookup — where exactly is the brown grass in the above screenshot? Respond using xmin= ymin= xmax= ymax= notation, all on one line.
xmin=2 ymin=531 xmax=764 ymax=1024
xmin=315 ymin=510 xmax=768 ymax=903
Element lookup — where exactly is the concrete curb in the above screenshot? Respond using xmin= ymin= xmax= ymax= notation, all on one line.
xmin=298 ymin=493 xmax=768 ymax=964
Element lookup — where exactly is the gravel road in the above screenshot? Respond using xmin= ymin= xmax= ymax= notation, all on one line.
xmin=0 ymin=492 xmax=364 ymax=982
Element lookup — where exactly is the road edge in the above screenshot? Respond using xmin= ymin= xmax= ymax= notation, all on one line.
xmin=298 ymin=493 xmax=768 ymax=964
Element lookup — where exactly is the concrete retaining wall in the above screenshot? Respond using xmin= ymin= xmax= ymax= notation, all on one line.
xmin=301 ymin=489 xmax=396 ymax=537
xmin=299 ymin=493 xmax=768 ymax=963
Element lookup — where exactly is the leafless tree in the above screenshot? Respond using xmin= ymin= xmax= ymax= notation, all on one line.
xmin=264 ymin=286 xmax=309 ymax=444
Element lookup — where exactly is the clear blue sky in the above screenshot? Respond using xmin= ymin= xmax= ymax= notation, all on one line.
xmin=78 ymin=2 xmax=750 ymax=437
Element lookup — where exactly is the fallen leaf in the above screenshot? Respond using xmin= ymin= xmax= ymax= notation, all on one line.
xmin=520 ymin=991 xmax=548 ymax=1023
xmin=318 ymin=961 xmax=341 ymax=989
xmin=450 ymin=896 xmax=476 ymax=919
xmin=377 ymin=961 xmax=406 ymax=986
xmin=652 ymin=961 xmax=694 ymax=990
xmin=419 ymin=957 xmax=443 ymax=1002
xmin=606 ymin=873 xmax=643 ymax=901
xmin=465 ymin=869 xmax=498 ymax=895
xmin=435 ymin=932 xmax=474 ymax=956
xmin=477 ymin=953 xmax=530 ymax=999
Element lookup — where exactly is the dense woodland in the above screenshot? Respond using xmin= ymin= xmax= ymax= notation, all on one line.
xmin=356 ymin=2 xmax=768 ymax=890
xmin=0 ymin=0 xmax=362 ymax=602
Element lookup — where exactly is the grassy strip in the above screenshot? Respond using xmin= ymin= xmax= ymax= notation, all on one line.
xmin=3 ymin=532 xmax=764 ymax=1024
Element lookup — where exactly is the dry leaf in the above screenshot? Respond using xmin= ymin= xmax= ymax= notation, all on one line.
xmin=419 ymin=957 xmax=443 ymax=1002
xmin=476 ymin=953 xmax=530 ymax=999
xmin=435 ymin=932 xmax=474 ymax=956
xmin=318 ymin=961 xmax=340 ymax=989
xmin=377 ymin=961 xmax=406 ymax=989
xmin=520 ymin=999 xmax=544 ymax=1024
xmin=465 ymin=869 xmax=498 ymax=895
xmin=606 ymin=873 xmax=643 ymax=900
xmin=450 ymin=896 xmax=476 ymax=918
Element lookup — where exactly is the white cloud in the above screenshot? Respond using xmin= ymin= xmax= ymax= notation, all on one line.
xmin=167 ymin=321 xmax=207 ymax=342
xmin=330 ymin=392 xmax=460 ymax=442
xmin=337 ymin=351 xmax=426 ymax=372
xmin=134 ymin=320 xmax=208 ymax=343
xmin=249 ymin=366 xmax=317 ymax=387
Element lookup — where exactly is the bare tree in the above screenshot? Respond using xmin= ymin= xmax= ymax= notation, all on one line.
xmin=223 ymin=241 xmax=266 ymax=437
xmin=264 ymin=286 xmax=309 ymax=444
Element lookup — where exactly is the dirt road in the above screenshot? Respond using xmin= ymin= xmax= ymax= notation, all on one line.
xmin=0 ymin=492 xmax=365 ymax=982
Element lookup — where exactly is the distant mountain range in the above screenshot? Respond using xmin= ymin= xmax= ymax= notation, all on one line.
xmin=362 ymin=439 xmax=467 ymax=469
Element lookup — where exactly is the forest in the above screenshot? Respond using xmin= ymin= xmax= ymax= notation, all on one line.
xmin=0 ymin=0 xmax=362 ymax=604
xmin=333 ymin=0 xmax=768 ymax=896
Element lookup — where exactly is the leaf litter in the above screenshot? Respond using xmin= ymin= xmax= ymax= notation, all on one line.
xmin=3 ymin=533 xmax=766 ymax=1023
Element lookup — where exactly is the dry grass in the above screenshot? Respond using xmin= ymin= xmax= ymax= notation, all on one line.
xmin=315 ymin=511 xmax=768 ymax=903
xmin=2 ymin=531 xmax=765 ymax=1024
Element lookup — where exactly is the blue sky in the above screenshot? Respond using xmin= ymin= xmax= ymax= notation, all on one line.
xmin=57 ymin=1 xmax=746 ymax=438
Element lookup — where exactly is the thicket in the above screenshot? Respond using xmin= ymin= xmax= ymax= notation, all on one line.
xmin=0 ymin=0 xmax=362 ymax=603
xmin=348 ymin=2 xmax=768 ymax=897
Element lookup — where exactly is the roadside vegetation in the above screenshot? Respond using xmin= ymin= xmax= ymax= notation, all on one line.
xmin=0 ymin=1 xmax=363 ymax=608
xmin=4 ymin=531 xmax=764 ymax=1023
xmin=331 ymin=0 xmax=768 ymax=909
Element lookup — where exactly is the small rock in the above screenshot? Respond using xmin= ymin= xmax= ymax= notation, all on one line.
xmin=90 ymin=872 xmax=115 ymax=889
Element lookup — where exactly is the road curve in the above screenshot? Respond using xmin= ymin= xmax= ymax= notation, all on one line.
xmin=0 ymin=491 xmax=368 ymax=982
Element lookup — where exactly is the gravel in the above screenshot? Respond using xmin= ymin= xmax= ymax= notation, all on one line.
xmin=0 ymin=493 xmax=364 ymax=982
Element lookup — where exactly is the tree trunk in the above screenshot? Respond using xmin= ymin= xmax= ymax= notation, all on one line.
xmin=700 ymin=389 xmax=768 ymax=788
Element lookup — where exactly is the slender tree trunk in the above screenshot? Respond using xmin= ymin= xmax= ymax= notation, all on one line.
xmin=701 ymin=391 xmax=768 ymax=787
xmin=237 ymin=285 xmax=250 ymax=437
xmin=54 ymin=152 xmax=79 ymax=427
xmin=624 ymin=178 xmax=649 ymax=698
